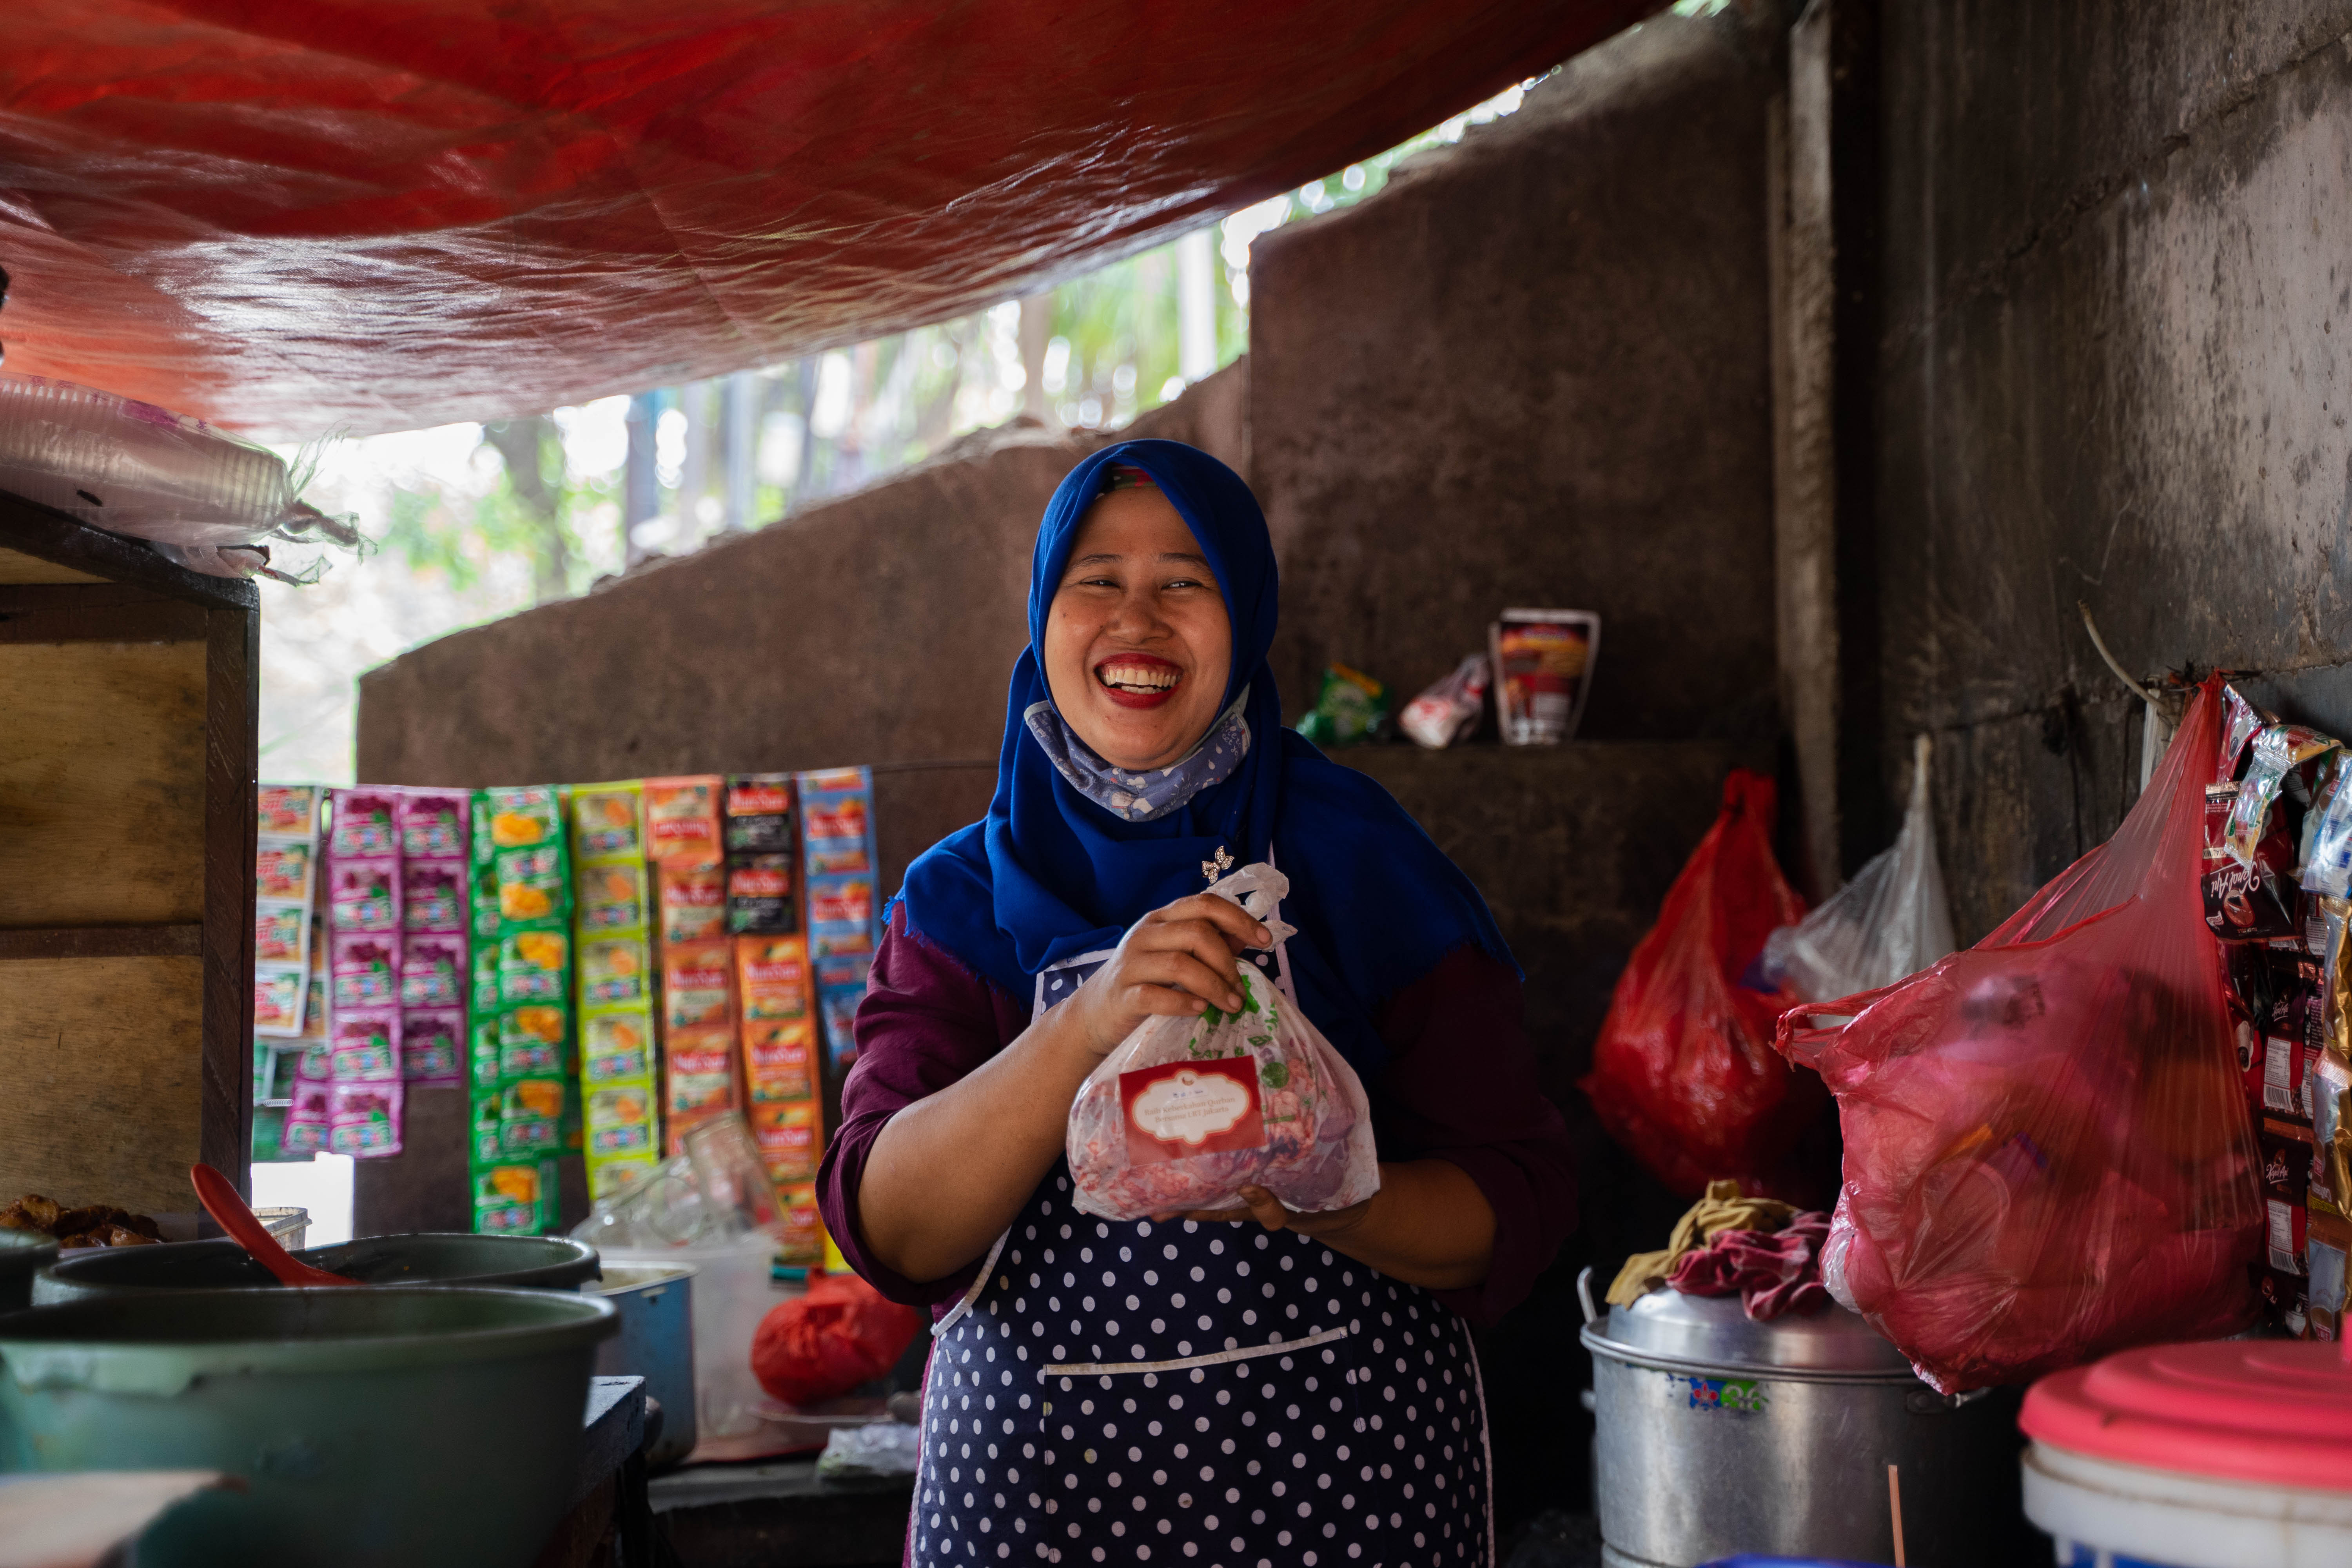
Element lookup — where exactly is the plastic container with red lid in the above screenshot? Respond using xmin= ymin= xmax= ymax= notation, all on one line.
xmin=2019 ymin=1336 xmax=2352 ymax=1566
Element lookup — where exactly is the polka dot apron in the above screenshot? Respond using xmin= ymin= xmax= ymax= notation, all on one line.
xmin=913 ymin=871 xmax=1494 ymax=1568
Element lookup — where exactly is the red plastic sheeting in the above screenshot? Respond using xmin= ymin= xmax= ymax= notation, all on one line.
xmin=0 ymin=1 xmax=1662 ymax=437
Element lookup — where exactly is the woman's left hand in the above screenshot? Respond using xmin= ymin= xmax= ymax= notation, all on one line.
xmin=1161 ymin=1185 xmax=1373 ymax=1238
xmin=1151 ymin=1160 xmax=1495 ymax=1292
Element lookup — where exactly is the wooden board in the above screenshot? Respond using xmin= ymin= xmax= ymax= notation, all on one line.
xmin=0 ymin=546 xmax=106 ymax=585
xmin=0 ymin=956 xmax=204 ymax=1215
xmin=0 ymin=641 xmax=207 ymax=927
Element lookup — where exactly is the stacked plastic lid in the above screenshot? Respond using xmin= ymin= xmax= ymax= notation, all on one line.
xmin=2021 ymin=1337 xmax=2352 ymax=1490
xmin=0 ymin=373 xmax=358 ymax=579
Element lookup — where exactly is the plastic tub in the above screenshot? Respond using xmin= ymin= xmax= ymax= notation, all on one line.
xmin=0 ymin=1286 xmax=616 ymax=1568
xmin=0 ymin=1232 xmax=58 ymax=1312
xmin=34 ymin=1232 xmax=599 ymax=1305
xmin=2021 ymin=1337 xmax=2352 ymax=1567
xmin=606 ymin=1234 xmax=785 ymax=1441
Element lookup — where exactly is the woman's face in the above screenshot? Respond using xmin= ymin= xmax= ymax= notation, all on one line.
xmin=1043 ymin=486 xmax=1232 ymax=773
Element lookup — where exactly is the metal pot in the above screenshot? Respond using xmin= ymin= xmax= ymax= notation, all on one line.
xmin=586 ymin=1262 xmax=697 ymax=1467
xmin=34 ymin=1232 xmax=599 ymax=1304
xmin=1578 ymin=1267 xmax=2034 ymax=1568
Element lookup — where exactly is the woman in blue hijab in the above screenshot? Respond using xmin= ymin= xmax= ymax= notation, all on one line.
xmin=818 ymin=439 xmax=1573 ymax=1568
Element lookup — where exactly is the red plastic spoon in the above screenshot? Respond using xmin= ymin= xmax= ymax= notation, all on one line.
xmin=190 ymin=1163 xmax=361 ymax=1287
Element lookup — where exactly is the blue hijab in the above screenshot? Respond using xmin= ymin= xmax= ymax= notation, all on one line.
xmin=893 ymin=438 xmax=1512 ymax=1072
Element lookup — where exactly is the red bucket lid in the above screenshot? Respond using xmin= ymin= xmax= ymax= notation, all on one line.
xmin=2021 ymin=1338 xmax=2352 ymax=1492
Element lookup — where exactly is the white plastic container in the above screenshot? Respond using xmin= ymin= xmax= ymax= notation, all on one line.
xmin=2023 ymin=1443 xmax=2352 ymax=1567
xmin=2021 ymin=1336 xmax=2352 ymax=1568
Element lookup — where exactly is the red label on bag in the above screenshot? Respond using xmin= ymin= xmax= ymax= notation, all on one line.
xmin=1119 ymin=1056 xmax=1265 ymax=1165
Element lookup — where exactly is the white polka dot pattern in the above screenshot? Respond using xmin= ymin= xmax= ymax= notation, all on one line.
xmin=909 ymin=1165 xmax=1490 ymax=1565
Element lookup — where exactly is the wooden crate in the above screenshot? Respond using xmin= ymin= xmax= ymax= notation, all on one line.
xmin=0 ymin=489 xmax=258 ymax=1213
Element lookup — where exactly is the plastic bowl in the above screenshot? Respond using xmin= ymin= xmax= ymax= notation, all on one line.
xmin=34 ymin=1232 xmax=599 ymax=1305
xmin=0 ymin=1231 xmax=59 ymax=1312
xmin=0 ymin=1286 xmax=616 ymax=1568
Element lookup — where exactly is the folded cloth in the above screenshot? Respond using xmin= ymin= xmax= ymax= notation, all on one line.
xmin=1668 ymin=1211 xmax=1831 ymax=1319
xmin=1604 ymin=1179 xmax=1800 ymax=1306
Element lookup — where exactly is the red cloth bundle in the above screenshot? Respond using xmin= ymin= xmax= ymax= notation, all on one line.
xmin=1669 ymin=1213 xmax=1831 ymax=1320
xmin=751 ymin=1272 xmax=925 ymax=1407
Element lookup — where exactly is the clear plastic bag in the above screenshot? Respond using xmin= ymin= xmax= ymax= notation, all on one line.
xmin=1762 ymin=734 xmax=1956 ymax=1002
xmin=1399 ymin=653 xmax=1490 ymax=750
xmin=1777 ymin=677 xmax=2263 ymax=1392
xmin=0 ymin=374 xmax=363 ymax=581
xmin=1067 ymin=864 xmax=1380 ymax=1221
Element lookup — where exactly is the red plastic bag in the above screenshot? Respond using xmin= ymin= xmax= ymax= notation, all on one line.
xmin=1777 ymin=677 xmax=2263 ymax=1392
xmin=751 ymin=1272 xmax=924 ymax=1407
xmin=1580 ymin=770 xmax=1812 ymax=1197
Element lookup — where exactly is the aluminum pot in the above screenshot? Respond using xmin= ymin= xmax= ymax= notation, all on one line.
xmin=1578 ymin=1268 xmax=2035 ymax=1568
xmin=586 ymin=1262 xmax=697 ymax=1467
xmin=34 ymin=1232 xmax=599 ymax=1304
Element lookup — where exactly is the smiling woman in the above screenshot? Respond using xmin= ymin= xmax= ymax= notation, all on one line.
xmin=817 ymin=439 xmax=1576 ymax=1567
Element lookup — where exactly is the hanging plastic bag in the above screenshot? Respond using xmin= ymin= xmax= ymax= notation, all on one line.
xmin=1579 ymin=770 xmax=1813 ymax=1198
xmin=1776 ymin=677 xmax=2263 ymax=1393
xmin=1762 ymin=734 xmax=1957 ymax=1002
xmin=751 ymin=1272 xmax=924 ymax=1407
xmin=1067 ymin=863 xmax=1380 ymax=1221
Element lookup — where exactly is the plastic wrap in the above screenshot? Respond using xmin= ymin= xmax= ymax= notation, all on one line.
xmin=0 ymin=3 xmax=1656 ymax=436
xmin=1067 ymin=864 xmax=1379 ymax=1221
xmin=1762 ymin=734 xmax=1957 ymax=1002
xmin=1777 ymin=677 xmax=2263 ymax=1392
xmin=0 ymin=374 xmax=362 ymax=580
xmin=1579 ymin=770 xmax=1813 ymax=1197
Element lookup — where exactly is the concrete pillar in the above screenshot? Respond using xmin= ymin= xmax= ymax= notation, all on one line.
xmin=623 ymin=391 xmax=659 ymax=567
xmin=724 ymin=370 xmax=758 ymax=530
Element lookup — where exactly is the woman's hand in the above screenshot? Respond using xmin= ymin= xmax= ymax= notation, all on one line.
xmin=1169 ymin=1185 xmax=1374 ymax=1238
xmin=1062 ymin=893 xmax=1272 ymax=1056
xmin=1160 ymin=1162 xmax=1498 ymax=1293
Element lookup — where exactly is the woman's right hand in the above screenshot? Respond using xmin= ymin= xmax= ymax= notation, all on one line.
xmin=1063 ymin=893 xmax=1272 ymax=1057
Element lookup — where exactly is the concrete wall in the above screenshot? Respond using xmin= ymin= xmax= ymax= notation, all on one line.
xmin=1251 ymin=12 xmax=1782 ymax=743
xmin=1878 ymin=1 xmax=2352 ymax=936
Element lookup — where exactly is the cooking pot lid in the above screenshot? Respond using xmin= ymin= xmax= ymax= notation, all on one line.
xmin=2022 ymin=1339 xmax=2352 ymax=1492
xmin=1591 ymin=1287 xmax=1916 ymax=1376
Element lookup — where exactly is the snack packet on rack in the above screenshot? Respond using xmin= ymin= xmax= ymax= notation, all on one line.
xmin=330 ymin=933 xmax=400 ymax=1009
xmin=402 ymin=1007 xmax=464 ymax=1084
xmin=569 ymin=782 xmax=661 ymax=1201
xmin=644 ymin=777 xmax=722 ymax=867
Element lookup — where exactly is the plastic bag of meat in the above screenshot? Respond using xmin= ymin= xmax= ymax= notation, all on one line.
xmin=1775 ymin=676 xmax=2263 ymax=1392
xmin=1067 ymin=864 xmax=1380 ymax=1222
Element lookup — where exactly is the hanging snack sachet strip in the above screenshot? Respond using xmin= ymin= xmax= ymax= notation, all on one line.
xmin=467 ymin=786 xmax=571 ymax=1233
xmin=254 ymin=784 xmax=323 ymax=1037
xmin=326 ymin=788 xmax=405 ymax=1158
xmin=649 ymin=776 xmax=736 ymax=1152
xmin=798 ymin=767 xmax=878 ymax=1074
xmin=570 ymin=782 xmax=662 ymax=1200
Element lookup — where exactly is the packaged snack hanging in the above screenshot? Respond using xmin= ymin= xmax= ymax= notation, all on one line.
xmin=1579 ymin=770 xmax=1812 ymax=1197
xmin=1066 ymin=864 xmax=1379 ymax=1221
xmin=1776 ymin=677 xmax=2263 ymax=1392
xmin=1762 ymin=734 xmax=1956 ymax=1002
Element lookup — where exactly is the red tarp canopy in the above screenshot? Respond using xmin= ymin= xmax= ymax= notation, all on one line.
xmin=2 ymin=1 xmax=1661 ymax=437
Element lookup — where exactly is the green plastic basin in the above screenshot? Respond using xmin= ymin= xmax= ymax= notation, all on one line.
xmin=0 ymin=1232 xmax=59 ymax=1312
xmin=34 ymin=1232 xmax=599 ymax=1305
xmin=0 ymin=1286 xmax=617 ymax=1567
